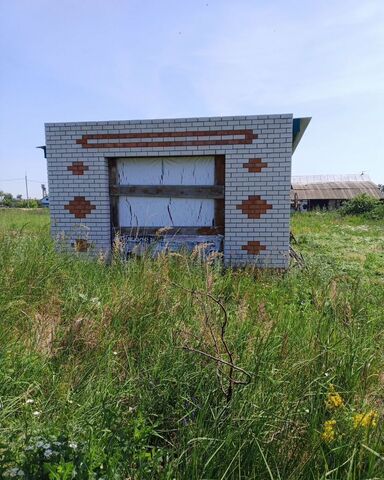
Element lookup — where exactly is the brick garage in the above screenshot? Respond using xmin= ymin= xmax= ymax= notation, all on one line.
xmin=45 ymin=114 xmax=310 ymax=268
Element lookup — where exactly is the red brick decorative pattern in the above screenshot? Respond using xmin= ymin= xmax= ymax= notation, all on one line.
xmin=236 ymin=195 xmax=272 ymax=219
xmin=76 ymin=129 xmax=257 ymax=149
xmin=67 ymin=161 xmax=89 ymax=175
xmin=74 ymin=239 xmax=91 ymax=252
xmin=64 ymin=196 xmax=96 ymax=219
xmin=243 ymin=158 xmax=268 ymax=173
xmin=241 ymin=240 xmax=266 ymax=255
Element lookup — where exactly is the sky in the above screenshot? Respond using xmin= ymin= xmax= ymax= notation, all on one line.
xmin=0 ymin=0 xmax=383 ymax=198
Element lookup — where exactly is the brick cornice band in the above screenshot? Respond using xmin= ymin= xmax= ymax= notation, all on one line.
xmin=64 ymin=196 xmax=96 ymax=218
xmin=236 ymin=195 xmax=272 ymax=219
xmin=76 ymin=129 xmax=257 ymax=149
xmin=242 ymin=240 xmax=266 ymax=255
xmin=67 ymin=161 xmax=89 ymax=175
xmin=243 ymin=158 xmax=268 ymax=173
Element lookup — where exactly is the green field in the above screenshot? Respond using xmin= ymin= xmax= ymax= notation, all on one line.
xmin=0 ymin=209 xmax=383 ymax=479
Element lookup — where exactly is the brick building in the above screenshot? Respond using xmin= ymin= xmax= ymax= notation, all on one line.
xmin=45 ymin=114 xmax=310 ymax=268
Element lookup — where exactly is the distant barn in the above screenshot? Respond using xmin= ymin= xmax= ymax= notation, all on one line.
xmin=39 ymin=195 xmax=49 ymax=208
xmin=291 ymin=174 xmax=383 ymax=211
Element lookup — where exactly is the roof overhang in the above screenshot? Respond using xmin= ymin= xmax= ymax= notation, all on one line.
xmin=292 ymin=117 xmax=311 ymax=153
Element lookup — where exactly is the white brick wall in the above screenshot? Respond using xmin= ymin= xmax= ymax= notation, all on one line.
xmin=45 ymin=114 xmax=293 ymax=267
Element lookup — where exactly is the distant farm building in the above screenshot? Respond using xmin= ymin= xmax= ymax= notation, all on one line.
xmin=39 ymin=195 xmax=49 ymax=207
xmin=291 ymin=174 xmax=383 ymax=211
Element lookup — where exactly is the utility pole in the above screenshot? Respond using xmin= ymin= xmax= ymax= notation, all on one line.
xmin=25 ymin=173 xmax=29 ymax=205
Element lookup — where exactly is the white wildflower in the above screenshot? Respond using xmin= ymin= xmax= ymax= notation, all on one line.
xmin=4 ymin=468 xmax=25 ymax=478
xmin=25 ymin=399 xmax=34 ymax=404
xmin=32 ymin=411 xmax=41 ymax=416
xmin=44 ymin=449 xmax=53 ymax=458
xmin=90 ymin=297 xmax=101 ymax=307
xmin=69 ymin=441 xmax=78 ymax=449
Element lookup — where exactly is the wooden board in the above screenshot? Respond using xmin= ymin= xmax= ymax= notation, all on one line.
xmin=117 ymin=226 xmax=224 ymax=235
xmin=108 ymin=158 xmax=118 ymax=229
xmin=110 ymin=185 xmax=224 ymax=199
xmin=214 ymin=155 xmax=225 ymax=232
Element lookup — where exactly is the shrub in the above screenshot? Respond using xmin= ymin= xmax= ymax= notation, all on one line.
xmin=339 ymin=194 xmax=380 ymax=215
xmin=364 ymin=202 xmax=384 ymax=220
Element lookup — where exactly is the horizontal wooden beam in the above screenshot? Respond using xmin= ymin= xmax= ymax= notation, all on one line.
xmin=110 ymin=185 xmax=224 ymax=199
xmin=116 ymin=226 xmax=224 ymax=236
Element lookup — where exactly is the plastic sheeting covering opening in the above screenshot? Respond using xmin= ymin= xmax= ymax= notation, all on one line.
xmin=115 ymin=156 xmax=222 ymax=256
xmin=118 ymin=197 xmax=215 ymax=227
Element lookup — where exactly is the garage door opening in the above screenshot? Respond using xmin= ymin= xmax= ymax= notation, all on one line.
xmin=109 ymin=155 xmax=225 ymax=255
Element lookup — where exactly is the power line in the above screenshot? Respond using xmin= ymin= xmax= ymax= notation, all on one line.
xmin=0 ymin=178 xmax=45 ymax=183
xmin=0 ymin=178 xmax=25 ymax=182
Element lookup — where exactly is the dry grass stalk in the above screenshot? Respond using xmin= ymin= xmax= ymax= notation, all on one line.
xmin=112 ymin=232 xmax=125 ymax=258
xmin=33 ymin=311 xmax=61 ymax=357
xmin=172 ymin=282 xmax=251 ymax=402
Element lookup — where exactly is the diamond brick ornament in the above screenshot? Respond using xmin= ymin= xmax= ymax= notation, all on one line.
xmin=64 ymin=196 xmax=95 ymax=219
xmin=241 ymin=240 xmax=267 ymax=255
xmin=236 ymin=195 xmax=272 ymax=219
xmin=243 ymin=158 xmax=268 ymax=173
xmin=67 ymin=161 xmax=89 ymax=175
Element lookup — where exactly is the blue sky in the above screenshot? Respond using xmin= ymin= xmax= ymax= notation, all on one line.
xmin=0 ymin=0 xmax=383 ymax=198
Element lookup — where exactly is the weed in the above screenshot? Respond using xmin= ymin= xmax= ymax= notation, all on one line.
xmin=0 ymin=209 xmax=383 ymax=478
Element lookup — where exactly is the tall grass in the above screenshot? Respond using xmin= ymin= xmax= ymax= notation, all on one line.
xmin=0 ymin=210 xmax=383 ymax=479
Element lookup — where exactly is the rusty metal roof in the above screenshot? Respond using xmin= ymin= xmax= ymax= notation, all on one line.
xmin=291 ymin=180 xmax=383 ymax=200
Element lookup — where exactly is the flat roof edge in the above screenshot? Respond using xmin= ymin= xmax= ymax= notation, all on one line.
xmin=292 ymin=117 xmax=311 ymax=153
xmin=44 ymin=113 xmax=294 ymax=128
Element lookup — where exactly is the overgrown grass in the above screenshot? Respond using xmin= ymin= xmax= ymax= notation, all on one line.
xmin=0 ymin=209 xmax=383 ymax=479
